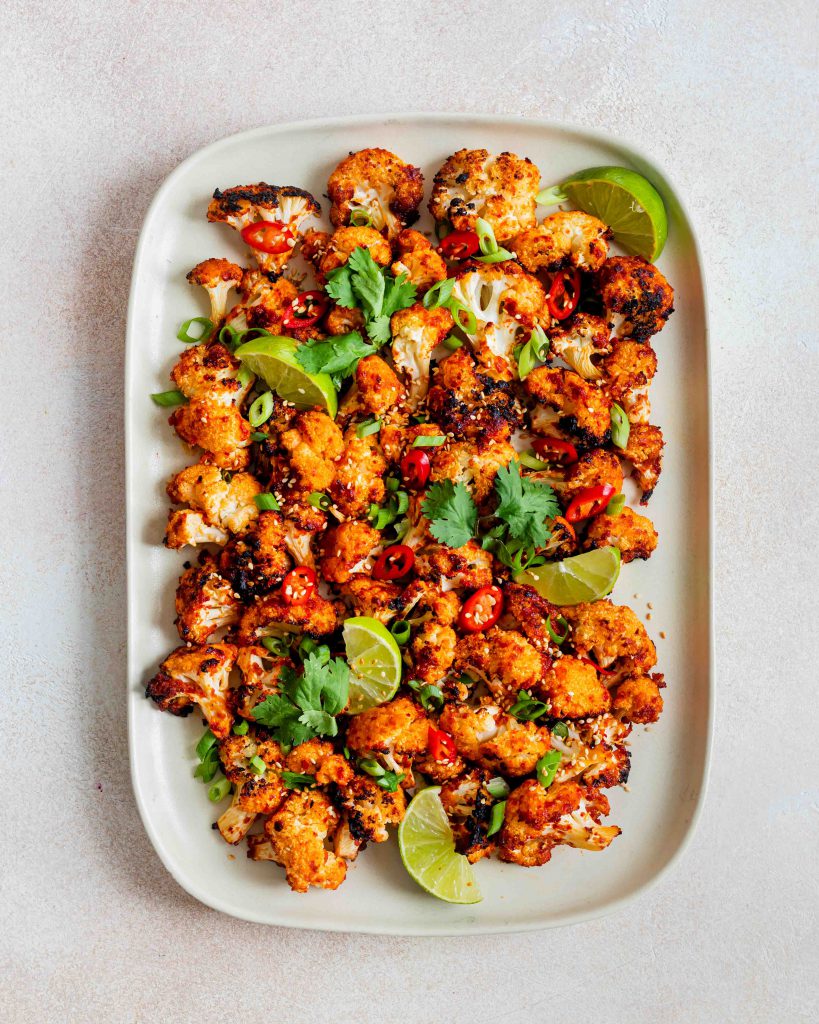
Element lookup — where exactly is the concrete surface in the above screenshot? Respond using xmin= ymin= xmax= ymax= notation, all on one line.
xmin=2 ymin=1 xmax=817 ymax=1021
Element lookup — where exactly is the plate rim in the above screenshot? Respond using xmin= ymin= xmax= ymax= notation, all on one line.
xmin=125 ymin=111 xmax=714 ymax=935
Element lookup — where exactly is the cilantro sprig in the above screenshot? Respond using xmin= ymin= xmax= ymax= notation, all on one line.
xmin=422 ymin=480 xmax=478 ymax=548
xmin=325 ymin=246 xmax=416 ymax=345
xmin=493 ymin=461 xmax=560 ymax=550
xmin=294 ymin=330 xmax=376 ymax=386
xmin=251 ymin=652 xmax=349 ymax=748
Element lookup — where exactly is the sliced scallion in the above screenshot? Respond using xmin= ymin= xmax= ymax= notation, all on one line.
xmin=250 ymin=430 xmax=268 ymax=442
xmin=518 ymin=450 xmax=551 ymax=471
xmin=610 ymin=403 xmax=630 ymax=449
xmin=390 ymin=620 xmax=411 ymax=645
xmin=475 ymin=217 xmax=499 ymax=256
xmin=449 ymin=300 xmax=478 ymax=335
xmin=356 ymin=417 xmax=381 ymax=439
xmin=411 ymin=434 xmax=446 ymax=449
xmin=536 ymin=185 xmax=569 ymax=206
xmin=195 ymin=728 xmax=217 ymax=760
xmin=536 ymin=750 xmax=561 ymax=790
xmin=487 ymin=800 xmax=507 ymax=837
xmin=208 ymin=776 xmax=231 ymax=802
xmin=486 ymin=777 xmax=510 ymax=800
xmin=606 ymin=493 xmax=626 ymax=516
xmin=232 ymin=720 xmax=249 ymax=736
xmin=236 ymin=364 xmax=254 ymax=387
xmin=476 ymin=247 xmax=514 ymax=265
xmin=249 ymin=390 xmax=274 ymax=427
xmin=177 ymin=316 xmax=214 ymax=344
xmin=546 ymin=614 xmax=569 ymax=645
xmin=254 ymin=493 xmax=280 ymax=512
xmin=417 ymin=684 xmax=444 ymax=712
xmin=442 ymin=335 xmax=463 ymax=351
xmin=359 ymin=757 xmax=386 ymax=778
xmin=151 ymin=389 xmax=187 ymax=407
xmin=307 ymin=491 xmax=332 ymax=511
xmin=349 ymin=207 xmax=373 ymax=227
xmin=261 ymin=635 xmax=289 ymax=656
xmin=249 ymin=755 xmax=266 ymax=776
xmin=551 ymin=721 xmax=570 ymax=739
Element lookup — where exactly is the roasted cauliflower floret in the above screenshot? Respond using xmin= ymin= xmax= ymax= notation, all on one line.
xmin=599 ymin=338 xmax=657 ymax=423
xmin=354 ymin=354 xmax=406 ymax=416
xmin=510 ymin=211 xmax=610 ymax=273
xmin=164 ymin=465 xmax=260 ymax=548
xmin=620 ymin=423 xmax=664 ymax=503
xmin=186 ymin=258 xmax=244 ymax=330
xmin=583 ymin=505 xmax=658 ymax=563
xmin=551 ymin=713 xmax=631 ymax=789
xmin=331 ymin=773 xmax=407 ymax=858
xmin=455 ymin=628 xmax=548 ymax=709
xmin=598 ymin=255 xmax=674 ymax=342
xmin=279 ymin=500 xmax=327 ymax=569
xmin=612 ymin=673 xmax=665 ymax=724
xmin=547 ymin=313 xmax=612 ymax=380
xmin=170 ymin=341 xmax=252 ymax=406
xmin=207 ymin=183 xmax=320 ymax=276
xmin=328 ymin=147 xmax=424 ymax=239
xmin=439 ymin=702 xmax=551 ymax=777
xmin=500 ymin=582 xmax=560 ymax=648
xmin=558 ymin=448 xmax=624 ymax=503
xmin=315 ymin=226 xmax=391 ymax=280
xmin=390 ymin=303 xmax=453 ymax=411
xmin=231 ymin=270 xmax=302 ymax=336
xmin=451 ymin=263 xmax=548 ymax=378
xmin=427 ymin=348 xmax=522 ymax=441
xmin=325 ymin=302 xmax=366 ymax=336
xmin=415 ymin=540 xmax=493 ymax=591
xmin=391 ymin=229 xmax=448 ymax=294
xmin=218 ymin=510 xmax=292 ymax=601
xmin=174 ymin=552 xmax=241 ymax=643
xmin=535 ymin=655 xmax=612 ymax=719
xmin=169 ymin=399 xmax=252 ymax=470
xmin=429 ymin=437 xmax=517 ymax=505
xmin=345 ymin=696 xmax=429 ymax=783
xmin=563 ymin=600 xmax=657 ymax=679
xmin=339 ymin=576 xmax=403 ymax=624
xmin=145 ymin=644 xmax=236 ymax=738
xmin=234 ymin=646 xmax=290 ymax=718
xmin=216 ymin=732 xmax=286 ymax=843
xmin=284 ymin=738 xmax=353 ymax=787
xmin=261 ymin=790 xmax=347 ymax=892
xmin=410 ymin=622 xmax=457 ymax=684
xmin=498 ymin=779 xmax=620 ymax=865
xmin=329 ymin=430 xmax=387 ymax=518
xmin=319 ymin=521 xmax=382 ymax=584
xmin=439 ymin=769 xmax=496 ymax=863
xmin=236 ymin=589 xmax=342 ymax=645
xmin=279 ymin=409 xmax=344 ymax=493
xmin=525 ymin=366 xmax=611 ymax=447
xmin=399 ymin=579 xmax=461 ymax=626
xmin=429 ymin=149 xmax=540 ymax=243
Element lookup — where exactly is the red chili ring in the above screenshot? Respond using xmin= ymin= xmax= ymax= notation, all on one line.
xmin=241 ymin=220 xmax=295 ymax=255
xmin=428 ymin=726 xmax=457 ymax=762
xmin=547 ymin=268 xmax=581 ymax=320
xmin=372 ymin=544 xmax=415 ymax=581
xmin=532 ymin=436 xmax=579 ymax=465
xmin=438 ymin=229 xmax=480 ymax=261
xmin=283 ymin=290 xmax=329 ymax=329
xmin=400 ymin=449 xmax=431 ymax=490
xmin=457 ymin=585 xmax=504 ymax=633
xmin=565 ymin=484 xmax=616 ymax=524
xmin=281 ymin=566 xmax=317 ymax=605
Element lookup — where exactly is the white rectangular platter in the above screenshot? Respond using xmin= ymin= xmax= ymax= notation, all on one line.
xmin=126 ymin=113 xmax=712 ymax=934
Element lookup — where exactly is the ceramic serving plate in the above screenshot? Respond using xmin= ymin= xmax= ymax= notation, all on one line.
xmin=125 ymin=113 xmax=712 ymax=934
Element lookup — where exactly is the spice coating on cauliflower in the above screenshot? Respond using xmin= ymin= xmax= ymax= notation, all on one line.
xmin=510 ymin=211 xmax=610 ymax=273
xmin=328 ymin=147 xmax=424 ymax=239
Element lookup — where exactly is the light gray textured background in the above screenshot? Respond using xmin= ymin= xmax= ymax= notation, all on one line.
xmin=2 ymin=1 xmax=817 ymax=1021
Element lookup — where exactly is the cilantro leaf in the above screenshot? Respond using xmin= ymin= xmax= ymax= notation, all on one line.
xmin=251 ymin=693 xmax=301 ymax=732
xmin=323 ymin=247 xmax=417 ymax=347
xmin=493 ymin=462 xmax=560 ymax=549
xmin=294 ymin=331 xmax=376 ymax=381
xmin=298 ymin=709 xmax=338 ymax=736
xmin=324 ymin=264 xmax=356 ymax=309
xmin=365 ymin=314 xmax=391 ymax=347
xmin=347 ymin=246 xmax=385 ymax=319
xmin=251 ymin=652 xmax=349 ymax=748
xmin=422 ymin=480 xmax=478 ymax=548
xmin=382 ymin=272 xmax=417 ymax=318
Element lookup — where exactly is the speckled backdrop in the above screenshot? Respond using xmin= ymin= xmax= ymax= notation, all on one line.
xmin=2 ymin=1 xmax=817 ymax=1021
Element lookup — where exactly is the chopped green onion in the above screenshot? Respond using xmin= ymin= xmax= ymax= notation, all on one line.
xmin=536 ymin=185 xmax=569 ymax=206
xmin=249 ymin=391 xmax=274 ymax=427
xmin=281 ymin=771 xmax=315 ymax=790
xmin=261 ymin=635 xmax=289 ymax=656
xmin=411 ymin=435 xmax=446 ymax=448
xmin=393 ymin=517 xmax=410 ymax=541
xmin=417 ymin=684 xmax=444 ymax=712
xmin=151 ymin=389 xmax=187 ymax=407
xmin=307 ymin=491 xmax=332 ymax=511
xmin=177 ymin=316 xmax=214 ymax=344
xmin=610 ymin=403 xmax=630 ymax=449
xmin=193 ymin=756 xmax=218 ymax=783
xmin=359 ymin=757 xmax=386 ymax=778
xmin=349 ymin=207 xmax=373 ymax=227
xmin=249 ymin=755 xmax=266 ymax=776
xmin=385 ymin=476 xmax=400 ymax=492
xmin=516 ymin=340 xmax=537 ymax=380
xmin=250 ymin=430 xmax=268 ymax=442
xmin=487 ymin=800 xmax=507 ymax=837
xmin=219 ymin=323 xmax=238 ymax=348
xmin=546 ymin=614 xmax=569 ymax=645
xmin=208 ymin=776 xmax=231 ymax=802
xmin=390 ymin=620 xmax=411 ymax=645
xmin=449 ymin=300 xmax=478 ymax=335
xmin=411 ymin=413 xmax=428 ymax=424
xmin=530 ymin=325 xmax=550 ymax=360
xmin=254 ymin=493 xmax=280 ymax=511
xmin=196 ymin=728 xmax=217 ymax=760
xmin=475 ymin=217 xmax=499 ymax=256
xmin=299 ymin=638 xmax=330 ymax=665
xmin=442 ymin=335 xmax=463 ymax=351
xmin=423 ymin=277 xmax=456 ymax=309
xmin=551 ymin=721 xmax=570 ymax=739
xmin=476 ymin=247 xmax=514 ymax=265
xmin=486 ymin=777 xmax=510 ymax=800
xmin=518 ymin=450 xmax=551 ymax=470
xmin=536 ymin=750 xmax=561 ymax=790
xmin=606 ymin=493 xmax=626 ymax=516
xmin=343 ymin=746 xmax=351 ymax=760
xmin=509 ymin=689 xmax=549 ymax=721
xmin=376 ymin=770 xmax=405 ymax=792
xmin=356 ymin=417 xmax=381 ymax=439
xmin=236 ymin=364 xmax=254 ymax=387
xmin=232 ymin=720 xmax=249 ymax=736
xmin=392 ymin=490 xmax=409 ymax=515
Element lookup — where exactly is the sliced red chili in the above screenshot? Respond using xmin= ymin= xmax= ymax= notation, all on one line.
xmin=578 ymin=656 xmax=617 ymax=677
xmin=547 ymin=268 xmax=581 ymax=320
xmin=438 ymin=230 xmax=480 ymax=260
xmin=241 ymin=220 xmax=294 ymax=255
xmin=458 ymin=585 xmax=504 ymax=633
xmin=565 ymin=484 xmax=616 ymax=524
xmin=428 ymin=726 xmax=457 ymax=762
xmin=373 ymin=544 xmax=415 ymax=581
xmin=283 ymin=290 xmax=328 ymax=329
xmin=532 ymin=436 xmax=579 ymax=465
xmin=281 ymin=566 xmax=317 ymax=605
xmin=400 ymin=449 xmax=431 ymax=490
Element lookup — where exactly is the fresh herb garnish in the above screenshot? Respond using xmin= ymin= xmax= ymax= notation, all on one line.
xmin=422 ymin=480 xmax=478 ymax=548
xmin=487 ymin=800 xmax=507 ymax=837
xmin=493 ymin=461 xmax=560 ymax=550
xmin=325 ymin=247 xmax=416 ymax=345
xmin=536 ymin=750 xmax=562 ymax=789
xmin=193 ymin=728 xmax=220 ymax=783
xmin=294 ymin=330 xmax=377 ymax=386
xmin=251 ymin=653 xmax=349 ymax=747
xmin=509 ymin=689 xmax=550 ymax=722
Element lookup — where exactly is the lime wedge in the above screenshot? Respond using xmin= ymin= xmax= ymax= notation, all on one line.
xmin=343 ymin=616 xmax=402 ymax=714
xmin=561 ymin=166 xmax=668 ymax=261
xmin=234 ymin=335 xmax=337 ymax=417
xmin=516 ymin=546 xmax=621 ymax=605
xmin=398 ymin=787 xmax=482 ymax=904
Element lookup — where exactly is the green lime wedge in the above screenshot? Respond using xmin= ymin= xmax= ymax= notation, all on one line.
xmin=561 ymin=166 xmax=668 ymax=261
xmin=234 ymin=335 xmax=337 ymax=417
xmin=342 ymin=616 xmax=402 ymax=714
xmin=515 ymin=546 xmax=621 ymax=605
xmin=398 ymin=787 xmax=482 ymax=904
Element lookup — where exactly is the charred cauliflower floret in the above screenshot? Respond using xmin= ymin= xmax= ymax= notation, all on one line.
xmin=598 ymin=255 xmax=674 ymax=342
xmin=599 ymin=337 xmax=657 ymax=423
xmin=164 ymin=465 xmax=260 ymax=549
xmin=234 ymin=645 xmax=290 ymax=718
xmin=525 ymin=366 xmax=611 ymax=447
xmin=279 ymin=409 xmax=344 ymax=493
xmin=284 ymin=738 xmax=353 ymax=786
xmin=563 ymin=600 xmax=657 ymax=679
xmin=186 ymin=258 xmax=244 ymax=330
xmin=501 ymin=582 xmax=560 ymax=648
xmin=216 ymin=732 xmax=286 ymax=844
xmin=345 ymin=696 xmax=429 ymax=784
xmin=620 ymin=423 xmax=664 ymax=503
xmin=415 ymin=540 xmax=493 ymax=591
xmin=535 ymin=655 xmax=612 ymax=719
xmin=331 ymin=773 xmax=407 ymax=860
xmin=400 ymin=579 xmax=461 ymax=626
xmin=315 ymin=225 xmax=392 ymax=280
xmin=391 ymin=229 xmax=448 ymax=294
xmin=230 ymin=270 xmax=303 ymax=337
xmin=451 ymin=263 xmax=548 ymax=378
xmin=328 ymin=147 xmax=424 ymax=239
xmin=260 ymin=790 xmax=346 ymax=892
xmin=325 ymin=302 xmax=366 ymax=336
xmin=510 ymin=211 xmax=610 ymax=273
xmin=429 ymin=149 xmax=540 ymax=243
xmin=439 ymin=769 xmax=496 ymax=863
xmin=354 ymin=354 xmax=406 ymax=417
xmin=551 ymin=713 xmax=631 ymax=789
xmin=169 ymin=399 xmax=252 ymax=471
xmin=612 ymin=673 xmax=665 ymax=724
xmin=219 ymin=510 xmax=292 ymax=601
xmin=390 ymin=303 xmax=453 ymax=411
xmin=558 ymin=449 xmax=624 ymax=503
xmin=319 ymin=521 xmax=381 ymax=584
xmin=379 ymin=421 xmax=446 ymax=465
xmin=236 ymin=589 xmax=342 ymax=645
xmin=174 ymin=552 xmax=241 ymax=643
xmin=339 ymin=576 xmax=403 ymax=624
xmin=439 ymin=702 xmax=551 ymax=777
xmin=454 ymin=628 xmax=548 ymax=709
xmin=207 ymin=183 xmax=320 ymax=276
xmin=145 ymin=644 xmax=236 ymax=738
xmin=278 ymin=500 xmax=327 ymax=569
xmin=410 ymin=622 xmax=457 ymax=684
xmin=547 ymin=313 xmax=612 ymax=380
xmin=429 ymin=437 xmax=517 ymax=506
xmin=329 ymin=430 xmax=387 ymax=518
xmin=427 ymin=348 xmax=522 ymax=441
xmin=170 ymin=341 xmax=252 ymax=406
xmin=583 ymin=505 xmax=658 ymax=563
xmin=498 ymin=779 xmax=620 ymax=865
